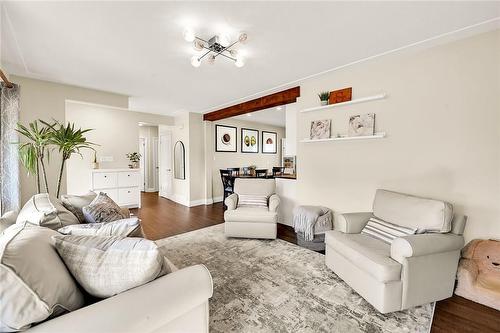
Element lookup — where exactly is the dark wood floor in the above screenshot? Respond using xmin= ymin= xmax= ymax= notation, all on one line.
xmin=133 ymin=192 xmax=500 ymax=333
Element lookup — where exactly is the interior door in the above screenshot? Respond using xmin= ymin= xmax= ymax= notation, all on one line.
xmin=152 ymin=137 xmax=159 ymax=191
xmin=139 ymin=137 xmax=146 ymax=191
xmin=158 ymin=127 xmax=173 ymax=199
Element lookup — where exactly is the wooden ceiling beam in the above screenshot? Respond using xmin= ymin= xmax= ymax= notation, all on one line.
xmin=203 ymin=86 xmax=300 ymax=121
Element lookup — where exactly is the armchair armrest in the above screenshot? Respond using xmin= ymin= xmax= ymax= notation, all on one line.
xmin=391 ymin=233 xmax=465 ymax=264
xmin=224 ymin=193 xmax=238 ymax=210
xmin=28 ymin=265 xmax=213 ymax=333
xmin=336 ymin=212 xmax=372 ymax=234
xmin=268 ymin=194 xmax=280 ymax=212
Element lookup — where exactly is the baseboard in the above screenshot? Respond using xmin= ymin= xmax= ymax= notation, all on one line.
xmin=212 ymin=196 xmax=223 ymax=203
xmin=145 ymin=188 xmax=157 ymax=193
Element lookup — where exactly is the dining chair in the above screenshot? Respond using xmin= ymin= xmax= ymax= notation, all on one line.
xmin=227 ymin=168 xmax=240 ymax=177
xmin=220 ymin=169 xmax=235 ymax=209
xmin=272 ymin=167 xmax=285 ymax=177
xmin=255 ymin=169 xmax=268 ymax=178
xmin=241 ymin=167 xmax=252 ymax=177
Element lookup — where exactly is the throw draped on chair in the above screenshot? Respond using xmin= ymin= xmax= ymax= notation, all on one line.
xmin=0 ymin=82 xmax=20 ymax=214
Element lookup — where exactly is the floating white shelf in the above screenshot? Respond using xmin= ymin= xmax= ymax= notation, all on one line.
xmin=300 ymin=132 xmax=386 ymax=143
xmin=300 ymin=93 xmax=387 ymax=113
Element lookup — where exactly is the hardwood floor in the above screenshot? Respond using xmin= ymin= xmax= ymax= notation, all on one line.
xmin=134 ymin=192 xmax=500 ymax=333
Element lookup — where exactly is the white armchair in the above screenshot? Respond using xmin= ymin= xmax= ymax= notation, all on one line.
xmin=325 ymin=189 xmax=466 ymax=313
xmin=224 ymin=178 xmax=280 ymax=239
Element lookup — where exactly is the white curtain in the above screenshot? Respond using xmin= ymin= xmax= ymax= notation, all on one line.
xmin=0 ymin=82 xmax=20 ymax=214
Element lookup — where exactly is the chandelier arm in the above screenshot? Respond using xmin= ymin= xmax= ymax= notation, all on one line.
xmin=213 ymin=40 xmax=240 ymax=59
xmin=217 ymin=52 xmax=237 ymax=62
xmin=197 ymin=49 xmax=212 ymax=61
xmin=194 ymin=36 xmax=209 ymax=43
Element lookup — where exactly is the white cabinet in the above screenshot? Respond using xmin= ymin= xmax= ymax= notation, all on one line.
xmin=91 ymin=169 xmax=141 ymax=208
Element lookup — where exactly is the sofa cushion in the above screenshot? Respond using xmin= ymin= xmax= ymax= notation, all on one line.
xmin=325 ymin=230 xmax=401 ymax=282
xmin=373 ymin=189 xmax=453 ymax=233
xmin=61 ymin=192 xmax=97 ymax=223
xmin=224 ymin=206 xmax=277 ymax=223
xmin=58 ymin=217 xmax=141 ymax=237
xmin=0 ymin=223 xmax=85 ymax=332
xmin=53 ymin=235 xmax=171 ymax=298
xmin=234 ymin=178 xmax=276 ymax=197
xmin=16 ymin=193 xmax=79 ymax=230
xmin=0 ymin=211 xmax=17 ymax=234
xmin=82 ymin=192 xmax=128 ymax=223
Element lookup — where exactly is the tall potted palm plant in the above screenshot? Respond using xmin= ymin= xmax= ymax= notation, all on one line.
xmin=15 ymin=121 xmax=53 ymax=194
xmin=45 ymin=121 xmax=96 ymax=198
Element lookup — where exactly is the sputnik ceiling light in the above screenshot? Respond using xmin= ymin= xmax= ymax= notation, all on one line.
xmin=184 ymin=30 xmax=248 ymax=68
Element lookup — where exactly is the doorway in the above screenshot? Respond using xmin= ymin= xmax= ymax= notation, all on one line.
xmin=158 ymin=126 xmax=173 ymax=199
xmin=138 ymin=123 xmax=159 ymax=193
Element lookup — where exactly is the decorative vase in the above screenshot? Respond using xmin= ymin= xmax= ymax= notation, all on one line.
xmin=321 ymin=100 xmax=328 ymax=106
xmin=92 ymin=162 xmax=100 ymax=169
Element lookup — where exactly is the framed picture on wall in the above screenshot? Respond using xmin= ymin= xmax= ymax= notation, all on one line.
xmin=262 ymin=131 xmax=277 ymax=154
xmin=241 ymin=128 xmax=259 ymax=153
xmin=215 ymin=125 xmax=237 ymax=152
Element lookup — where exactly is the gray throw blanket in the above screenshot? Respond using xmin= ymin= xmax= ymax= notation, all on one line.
xmin=293 ymin=206 xmax=333 ymax=241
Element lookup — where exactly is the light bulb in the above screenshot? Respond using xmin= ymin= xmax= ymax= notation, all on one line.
xmin=193 ymin=40 xmax=204 ymax=51
xmin=238 ymin=32 xmax=248 ymax=43
xmin=229 ymin=49 xmax=238 ymax=57
xmin=208 ymin=54 xmax=216 ymax=65
xmin=235 ymin=57 xmax=245 ymax=68
xmin=183 ymin=29 xmax=195 ymax=42
xmin=191 ymin=56 xmax=201 ymax=67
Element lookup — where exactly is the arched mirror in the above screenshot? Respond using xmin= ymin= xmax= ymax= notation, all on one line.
xmin=174 ymin=141 xmax=185 ymax=180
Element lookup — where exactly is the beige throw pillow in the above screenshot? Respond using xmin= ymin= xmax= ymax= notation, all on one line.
xmin=58 ymin=217 xmax=142 ymax=237
xmin=53 ymin=235 xmax=171 ymax=298
xmin=0 ymin=223 xmax=85 ymax=332
xmin=16 ymin=193 xmax=79 ymax=230
xmin=82 ymin=193 xmax=128 ymax=223
xmin=61 ymin=192 xmax=97 ymax=223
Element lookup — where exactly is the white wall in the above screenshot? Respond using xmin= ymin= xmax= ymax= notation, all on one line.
xmin=294 ymin=30 xmax=500 ymax=243
xmin=12 ymin=76 xmax=129 ymax=203
xmin=207 ymin=118 xmax=285 ymax=200
xmin=65 ymin=102 xmax=173 ymax=195
xmin=139 ymin=125 xmax=159 ymax=191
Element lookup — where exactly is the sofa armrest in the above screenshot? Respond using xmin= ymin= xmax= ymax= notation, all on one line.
xmin=391 ymin=233 xmax=465 ymax=264
xmin=0 ymin=211 xmax=18 ymax=233
xmin=336 ymin=212 xmax=372 ymax=234
xmin=225 ymin=194 xmax=238 ymax=210
xmin=268 ymin=194 xmax=280 ymax=212
xmin=28 ymin=265 xmax=213 ymax=333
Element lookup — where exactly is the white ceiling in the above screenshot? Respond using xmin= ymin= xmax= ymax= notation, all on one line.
xmin=233 ymin=106 xmax=286 ymax=127
xmin=1 ymin=2 xmax=499 ymax=115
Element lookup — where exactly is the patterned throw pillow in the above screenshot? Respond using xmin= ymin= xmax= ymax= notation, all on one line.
xmin=361 ymin=216 xmax=417 ymax=244
xmin=53 ymin=235 xmax=171 ymax=298
xmin=82 ymin=193 xmax=128 ymax=223
xmin=237 ymin=194 xmax=268 ymax=208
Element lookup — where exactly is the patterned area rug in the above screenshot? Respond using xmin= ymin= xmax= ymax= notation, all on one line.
xmin=156 ymin=224 xmax=433 ymax=333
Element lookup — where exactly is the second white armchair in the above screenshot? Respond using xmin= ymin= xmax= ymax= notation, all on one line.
xmin=224 ymin=178 xmax=280 ymax=239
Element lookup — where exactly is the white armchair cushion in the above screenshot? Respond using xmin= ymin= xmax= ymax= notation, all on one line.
xmin=224 ymin=207 xmax=278 ymax=223
xmin=237 ymin=194 xmax=268 ymax=208
xmin=53 ymin=235 xmax=171 ymax=298
xmin=0 ymin=223 xmax=85 ymax=332
xmin=361 ymin=217 xmax=417 ymax=244
xmin=373 ymin=189 xmax=453 ymax=233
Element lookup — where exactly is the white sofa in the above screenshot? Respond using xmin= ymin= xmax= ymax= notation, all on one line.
xmin=27 ymin=264 xmax=213 ymax=333
xmin=224 ymin=178 xmax=280 ymax=239
xmin=325 ymin=189 xmax=466 ymax=313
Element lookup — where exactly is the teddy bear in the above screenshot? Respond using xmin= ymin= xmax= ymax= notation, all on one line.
xmin=455 ymin=239 xmax=500 ymax=310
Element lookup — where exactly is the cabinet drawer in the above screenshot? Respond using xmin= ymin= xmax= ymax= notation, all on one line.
xmin=97 ymin=189 xmax=119 ymax=203
xmin=93 ymin=172 xmax=118 ymax=189
xmin=118 ymin=171 xmax=140 ymax=188
xmin=118 ymin=188 xmax=140 ymax=205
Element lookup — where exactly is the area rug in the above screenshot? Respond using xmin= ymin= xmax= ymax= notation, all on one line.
xmin=156 ymin=224 xmax=433 ymax=333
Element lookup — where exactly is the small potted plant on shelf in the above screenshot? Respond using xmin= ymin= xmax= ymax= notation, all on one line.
xmin=126 ymin=152 xmax=141 ymax=169
xmin=318 ymin=91 xmax=330 ymax=106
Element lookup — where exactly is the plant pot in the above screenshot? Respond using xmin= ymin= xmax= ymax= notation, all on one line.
xmin=320 ymin=100 xmax=328 ymax=106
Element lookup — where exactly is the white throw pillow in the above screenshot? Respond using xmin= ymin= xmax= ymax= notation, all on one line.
xmin=53 ymin=235 xmax=171 ymax=298
xmin=361 ymin=216 xmax=417 ymax=244
xmin=0 ymin=223 xmax=85 ymax=332
xmin=16 ymin=193 xmax=79 ymax=230
xmin=58 ymin=217 xmax=142 ymax=237
xmin=61 ymin=191 xmax=97 ymax=223
xmin=237 ymin=194 xmax=269 ymax=208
